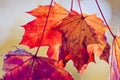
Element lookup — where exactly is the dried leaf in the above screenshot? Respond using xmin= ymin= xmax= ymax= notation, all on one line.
xmin=53 ymin=13 xmax=110 ymax=73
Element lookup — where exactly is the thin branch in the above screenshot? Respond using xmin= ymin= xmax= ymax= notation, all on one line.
xmin=78 ymin=0 xmax=83 ymax=16
xmin=95 ymin=0 xmax=115 ymax=38
xmin=70 ymin=0 xmax=74 ymax=12
xmin=35 ymin=0 xmax=54 ymax=56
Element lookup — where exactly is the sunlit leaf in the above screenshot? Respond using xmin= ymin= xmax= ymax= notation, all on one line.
xmin=20 ymin=2 xmax=69 ymax=48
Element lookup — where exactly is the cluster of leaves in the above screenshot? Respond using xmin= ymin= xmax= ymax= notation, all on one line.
xmin=3 ymin=1 xmax=120 ymax=80
xmin=20 ymin=1 xmax=110 ymax=72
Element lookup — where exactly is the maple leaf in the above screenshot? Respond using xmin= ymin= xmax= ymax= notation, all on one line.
xmin=20 ymin=2 xmax=69 ymax=48
xmin=110 ymin=36 xmax=120 ymax=80
xmin=3 ymin=49 xmax=74 ymax=80
xmin=53 ymin=13 xmax=110 ymax=73
xmin=113 ymin=36 xmax=120 ymax=71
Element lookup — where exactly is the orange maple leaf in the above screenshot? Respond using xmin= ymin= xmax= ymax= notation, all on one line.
xmin=113 ymin=36 xmax=120 ymax=73
xmin=110 ymin=36 xmax=120 ymax=80
xmin=53 ymin=13 xmax=110 ymax=73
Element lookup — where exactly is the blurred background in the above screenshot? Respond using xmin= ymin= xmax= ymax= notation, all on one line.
xmin=0 ymin=0 xmax=120 ymax=80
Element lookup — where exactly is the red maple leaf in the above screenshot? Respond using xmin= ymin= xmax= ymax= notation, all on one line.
xmin=20 ymin=2 xmax=69 ymax=48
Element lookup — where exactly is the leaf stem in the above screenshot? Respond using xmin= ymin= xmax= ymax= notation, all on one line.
xmin=35 ymin=0 xmax=54 ymax=56
xmin=78 ymin=0 xmax=83 ymax=16
xmin=70 ymin=0 xmax=73 ymax=12
xmin=95 ymin=0 xmax=115 ymax=38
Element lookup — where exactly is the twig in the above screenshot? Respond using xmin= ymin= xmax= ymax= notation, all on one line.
xmin=95 ymin=0 xmax=115 ymax=38
xmin=78 ymin=0 xmax=83 ymax=16
xmin=35 ymin=0 xmax=54 ymax=56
